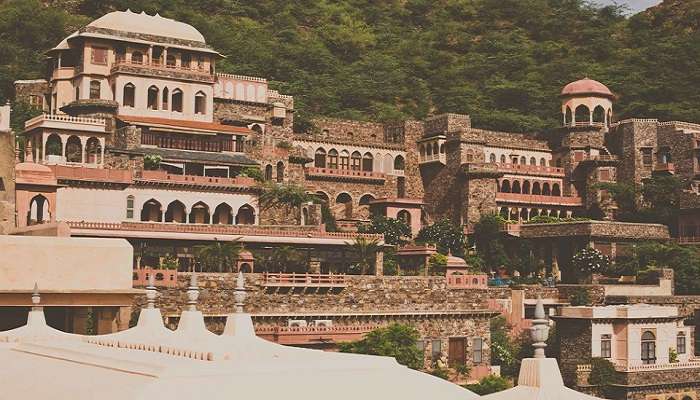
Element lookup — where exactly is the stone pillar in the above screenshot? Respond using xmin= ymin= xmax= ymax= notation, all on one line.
xmin=374 ymin=249 xmax=384 ymax=276
xmin=100 ymin=138 xmax=105 ymax=165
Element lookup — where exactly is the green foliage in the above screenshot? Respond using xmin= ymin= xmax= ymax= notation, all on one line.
xmin=524 ymin=215 xmax=590 ymax=224
xmin=569 ymin=288 xmax=592 ymax=306
xmin=465 ymin=375 xmax=512 ymax=395
xmin=259 ymin=182 xmax=312 ymax=210
xmin=471 ymin=214 xmax=509 ymax=270
xmin=571 ymin=247 xmax=610 ymax=282
xmin=193 ymin=240 xmax=243 ymax=273
xmin=339 ymin=323 xmax=423 ymax=370
xmin=143 ymin=154 xmax=162 ymax=170
xmin=319 ymin=202 xmax=338 ymax=232
xmin=255 ymin=246 xmax=307 ymax=273
xmin=239 ymin=166 xmax=264 ymax=182
xmin=588 ymin=357 xmax=618 ymax=397
xmin=346 ymin=236 xmax=382 ymax=275
xmin=357 ymin=216 xmax=411 ymax=246
xmin=429 ymin=366 xmax=450 ymax=380
xmin=10 ymin=100 xmax=41 ymax=135
xmin=454 ymin=363 xmax=471 ymax=377
xmin=624 ymin=242 xmax=700 ymax=295
xmin=382 ymin=250 xmax=399 ymax=276
xmin=160 ymin=255 xmax=179 ymax=270
xmin=416 ymin=219 xmax=466 ymax=255
xmin=428 ymin=253 xmax=448 ymax=270
xmin=669 ymin=347 xmax=678 ymax=363
xmin=275 ymin=140 xmax=292 ymax=150
xmin=490 ymin=316 xmax=521 ymax=378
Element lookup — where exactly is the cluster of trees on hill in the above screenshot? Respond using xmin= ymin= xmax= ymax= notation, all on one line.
xmin=2 ymin=0 xmax=700 ymax=133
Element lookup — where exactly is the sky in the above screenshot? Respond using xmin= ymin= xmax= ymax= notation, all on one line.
xmin=595 ymin=0 xmax=662 ymax=14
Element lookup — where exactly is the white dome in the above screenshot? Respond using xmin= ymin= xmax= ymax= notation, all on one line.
xmin=88 ymin=10 xmax=206 ymax=43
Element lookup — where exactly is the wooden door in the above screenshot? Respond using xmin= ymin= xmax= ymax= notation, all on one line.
xmin=448 ymin=337 xmax=466 ymax=367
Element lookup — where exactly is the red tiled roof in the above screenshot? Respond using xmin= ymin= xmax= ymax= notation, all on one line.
xmin=117 ymin=115 xmax=252 ymax=135
xmin=561 ymin=78 xmax=614 ymax=98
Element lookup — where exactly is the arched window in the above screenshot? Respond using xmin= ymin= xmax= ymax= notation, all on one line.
xmin=520 ymin=208 xmax=528 ymax=221
xmin=46 ymin=134 xmax=62 ymax=156
xmin=194 ymin=91 xmax=206 ymax=114
xmin=500 ymin=155 xmax=507 ymax=163
xmin=500 ymin=207 xmax=509 ymax=220
xmin=593 ymin=105 xmax=606 ymax=124
xmin=89 ymin=80 xmax=101 ymax=99
xmin=336 ymin=193 xmax=352 ymax=219
xmin=276 ymin=161 xmax=285 ymax=182
xmin=236 ymin=204 xmax=255 ymax=225
xmin=419 ymin=144 xmax=425 ymax=157
xmin=523 ymin=180 xmax=531 ymax=194
xmin=27 ymin=194 xmax=49 ymax=225
xmin=314 ymin=191 xmax=330 ymax=204
xmin=213 ymin=203 xmax=233 ymax=224
xmin=530 ymin=157 xmax=536 ymax=165
xmin=575 ymin=105 xmax=590 ymax=124
xmin=540 ymin=157 xmax=547 ymax=166
xmin=565 ymin=106 xmax=572 ymax=125
xmin=520 ymin=156 xmax=527 ymax=165
xmin=314 ymin=148 xmax=327 ymax=168
xmin=394 ymin=155 xmax=405 ymax=170
xmin=123 ymin=83 xmax=135 ymax=107
xmin=641 ymin=331 xmax=656 ymax=364
xmin=140 ymin=199 xmax=162 ymax=222
xmin=426 ymin=144 xmax=433 ymax=156
xmin=189 ymin=201 xmax=210 ymax=224
xmin=677 ymin=332 xmax=687 ymax=355
xmin=362 ymin=152 xmax=373 ymax=172
xmin=165 ymin=200 xmax=187 ymax=223
xmin=171 ymin=89 xmax=183 ymax=112
xmin=126 ymin=195 xmax=134 ymax=219
xmin=532 ymin=182 xmax=541 ymax=195
xmin=512 ymin=180 xmax=521 ymax=194
xmin=347 ymin=131 xmax=354 ymax=138
xmin=397 ymin=210 xmax=411 ymax=225
xmin=542 ymin=182 xmax=551 ymax=196
xmin=147 ymin=86 xmax=159 ymax=110
xmin=349 ymin=151 xmax=361 ymax=171
xmin=432 ymin=143 xmax=439 ymax=155
xmin=359 ymin=194 xmax=375 ymax=206
xmin=490 ymin=153 xmax=496 ymax=163
xmin=552 ymin=183 xmax=561 ymax=196
xmin=328 ymin=149 xmax=339 ymax=169
xmin=65 ymin=136 xmax=82 ymax=163
xmin=166 ymin=54 xmax=176 ymax=68
xmin=85 ymin=137 xmax=101 ymax=164
xmin=500 ymin=180 xmax=511 ymax=193
xmin=131 ymin=51 xmax=143 ymax=64
xmin=264 ymin=164 xmax=273 ymax=181
xmin=162 ymin=87 xmax=169 ymax=110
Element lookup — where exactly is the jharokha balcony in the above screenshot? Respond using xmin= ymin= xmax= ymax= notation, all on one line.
xmin=495 ymin=192 xmax=583 ymax=206
xmin=304 ymin=166 xmax=386 ymax=182
xmin=111 ymin=58 xmax=215 ymax=83
xmin=137 ymin=170 xmax=256 ymax=190
xmin=256 ymin=324 xmax=382 ymax=345
xmin=495 ymin=163 xmax=565 ymax=177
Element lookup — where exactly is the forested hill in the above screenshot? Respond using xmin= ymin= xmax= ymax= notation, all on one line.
xmin=1 ymin=0 xmax=700 ymax=133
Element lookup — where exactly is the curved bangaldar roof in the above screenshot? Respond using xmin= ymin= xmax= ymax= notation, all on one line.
xmin=561 ymin=78 xmax=614 ymax=99
xmin=88 ymin=9 xmax=206 ymax=43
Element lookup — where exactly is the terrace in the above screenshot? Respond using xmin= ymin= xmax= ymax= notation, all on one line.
xmin=24 ymin=114 xmax=107 ymax=133
xmin=305 ymin=166 xmax=387 ymax=182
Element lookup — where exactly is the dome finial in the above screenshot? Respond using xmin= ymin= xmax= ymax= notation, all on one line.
xmin=186 ymin=273 xmax=199 ymax=311
xmin=31 ymin=282 xmax=41 ymax=310
xmin=530 ymin=296 xmax=550 ymax=358
xmin=234 ymin=271 xmax=247 ymax=313
xmin=145 ymin=273 xmax=157 ymax=309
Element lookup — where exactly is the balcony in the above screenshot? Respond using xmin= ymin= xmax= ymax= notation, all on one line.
xmin=496 ymin=192 xmax=583 ymax=206
xmin=654 ymin=162 xmax=675 ymax=174
xmin=304 ymin=167 xmax=386 ymax=183
xmin=256 ymin=324 xmax=381 ymax=345
xmin=111 ymin=59 xmax=215 ymax=83
xmin=138 ymin=170 xmax=255 ymax=189
xmin=495 ymin=163 xmax=565 ymax=177
xmin=24 ymin=114 xmax=107 ymax=133
xmin=261 ymin=272 xmax=347 ymax=289
xmin=419 ymin=153 xmax=446 ymax=165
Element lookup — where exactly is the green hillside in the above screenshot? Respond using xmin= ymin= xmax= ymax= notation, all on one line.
xmin=1 ymin=0 xmax=699 ymax=133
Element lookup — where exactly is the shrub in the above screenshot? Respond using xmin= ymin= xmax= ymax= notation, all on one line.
xmin=571 ymin=247 xmax=610 ymax=282
xmin=588 ymin=357 xmax=618 ymax=397
xmin=416 ymin=218 xmax=466 ymax=255
xmin=465 ymin=375 xmax=511 ymax=395
xmin=569 ymin=289 xmax=592 ymax=306
xmin=669 ymin=348 xmax=678 ymax=363
xmin=430 ymin=366 xmax=450 ymax=380
xmin=143 ymin=154 xmax=162 ymax=170
xmin=276 ymin=140 xmax=292 ymax=150
xmin=339 ymin=324 xmax=423 ymax=370
xmin=239 ymin=166 xmax=265 ymax=182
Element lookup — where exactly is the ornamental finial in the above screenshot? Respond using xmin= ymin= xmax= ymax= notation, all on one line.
xmin=186 ymin=273 xmax=199 ymax=311
xmin=234 ymin=271 xmax=247 ymax=313
xmin=145 ymin=273 xmax=157 ymax=309
xmin=530 ymin=296 xmax=550 ymax=358
xmin=31 ymin=282 xmax=41 ymax=310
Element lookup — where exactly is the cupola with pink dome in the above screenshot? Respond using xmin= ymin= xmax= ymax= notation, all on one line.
xmin=560 ymin=78 xmax=615 ymax=130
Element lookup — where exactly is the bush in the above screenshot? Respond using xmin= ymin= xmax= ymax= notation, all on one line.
xmin=569 ymin=289 xmax=592 ymax=306
xmin=571 ymin=247 xmax=610 ymax=282
xmin=357 ymin=216 xmax=412 ymax=246
xmin=240 ymin=166 xmax=265 ymax=182
xmin=465 ymin=375 xmax=511 ymax=395
xmin=339 ymin=324 xmax=423 ymax=370
xmin=430 ymin=366 xmax=450 ymax=380
xmin=669 ymin=348 xmax=678 ymax=363
xmin=276 ymin=140 xmax=293 ymax=150
xmin=588 ymin=357 xmax=618 ymax=397
xmin=428 ymin=253 xmax=448 ymax=270
xmin=143 ymin=154 xmax=162 ymax=170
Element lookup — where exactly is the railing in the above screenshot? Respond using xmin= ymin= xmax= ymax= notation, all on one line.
xmin=419 ymin=153 xmax=446 ymax=163
xmin=139 ymin=170 xmax=255 ymax=188
xmin=141 ymin=131 xmax=242 ymax=153
xmin=496 ymin=192 xmax=583 ymax=206
xmin=305 ymin=167 xmax=386 ymax=180
xmin=262 ymin=272 xmax=347 ymax=287
xmin=582 ymin=154 xmax=619 ymax=162
xmin=112 ymin=59 xmax=212 ymax=76
xmin=132 ymin=268 xmax=178 ymax=287
xmin=495 ymin=163 xmax=565 ymax=176
xmin=659 ymin=121 xmax=700 ymax=132
xmin=256 ymin=324 xmax=381 ymax=335
xmin=577 ymin=360 xmax=700 ymax=373
xmin=217 ymin=72 xmax=267 ymax=83
xmin=49 ymin=165 xmax=132 ymax=183
xmin=65 ymin=221 xmax=383 ymax=241
xmin=654 ymin=163 xmax=675 ymax=173
xmin=25 ymin=114 xmax=106 ymax=129
xmin=678 ymin=236 xmax=700 ymax=244
xmin=564 ymin=121 xmax=606 ymax=128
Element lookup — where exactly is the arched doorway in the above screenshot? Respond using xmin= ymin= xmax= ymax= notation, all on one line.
xmin=213 ymin=203 xmax=233 ymax=224
xmin=27 ymin=194 xmax=50 ymax=225
xmin=45 ymin=134 xmax=62 ymax=158
xmin=236 ymin=204 xmax=255 ymax=225
xmin=336 ymin=193 xmax=352 ymax=219
xmin=140 ymin=199 xmax=162 ymax=222
xmin=189 ymin=202 xmax=210 ymax=224
xmin=85 ymin=137 xmax=101 ymax=164
xmin=164 ymin=200 xmax=187 ymax=223
xmin=65 ymin=136 xmax=82 ymax=163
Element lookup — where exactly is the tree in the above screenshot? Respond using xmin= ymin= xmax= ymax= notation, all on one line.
xmin=471 ymin=214 xmax=509 ymax=270
xmin=570 ymin=247 xmax=610 ymax=283
xmin=633 ymin=242 xmax=700 ymax=295
xmin=588 ymin=357 xmax=618 ymax=398
xmin=346 ymin=236 xmax=382 ymax=275
xmin=193 ymin=239 xmax=243 ymax=273
xmin=258 ymin=182 xmax=312 ymax=210
xmin=489 ymin=316 xmax=521 ymax=378
xmin=256 ymin=246 xmax=307 ymax=273
xmin=357 ymin=216 xmax=411 ymax=246
xmin=338 ymin=323 xmax=423 ymax=370
xmin=416 ymin=219 xmax=466 ymax=255
xmin=465 ymin=375 xmax=511 ymax=395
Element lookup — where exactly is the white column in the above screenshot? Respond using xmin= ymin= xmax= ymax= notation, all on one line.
xmin=80 ymin=137 xmax=86 ymax=164
xmin=100 ymin=138 xmax=105 ymax=166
